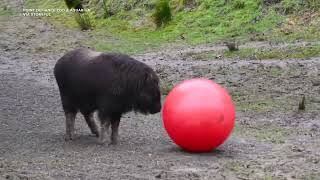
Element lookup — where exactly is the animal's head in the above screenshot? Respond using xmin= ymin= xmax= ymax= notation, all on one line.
xmin=134 ymin=70 xmax=161 ymax=114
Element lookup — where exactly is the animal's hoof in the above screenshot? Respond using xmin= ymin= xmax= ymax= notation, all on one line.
xmin=89 ymin=132 xmax=99 ymax=137
xmin=64 ymin=135 xmax=73 ymax=141
xmin=90 ymin=128 xmax=100 ymax=137
xmin=98 ymin=141 xmax=106 ymax=145
xmin=109 ymin=140 xmax=118 ymax=145
xmin=98 ymin=137 xmax=106 ymax=145
xmin=94 ymin=132 xmax=100 ymax=137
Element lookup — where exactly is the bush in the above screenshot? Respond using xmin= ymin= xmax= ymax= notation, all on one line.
xmin=75 ymin=13 xmax=92 ymax=30
xmin=152 ymin=0 xmax=172 ymax=28
xmin=102 ymin=0 xmax=114 ymax=18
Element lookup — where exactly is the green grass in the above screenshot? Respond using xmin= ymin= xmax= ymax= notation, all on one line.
xmin=224 ymin=44 xmax=320 ymax=60
xmin=270 ymin=67 xmax=283 ymax=76
xmin=0 ymin=4 xmax=15 ymax=16
xmin=23 ymin=0 xmax=320 ymax=54
xmin=234 ymin=122 xmax=292 ymax=144
xmin=160 ymin=82 xmax=175 ymax=95
xmin=235 ymin=98 xmax=280 ymax=112
xmin=231 ymin=92 xmax=296 ymax=113
xmin=181 ymin=43 xmax=320 ymax=60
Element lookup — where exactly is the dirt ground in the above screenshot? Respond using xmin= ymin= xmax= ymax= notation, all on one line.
xmin=1 ymin=1 xmax=320 ymax=180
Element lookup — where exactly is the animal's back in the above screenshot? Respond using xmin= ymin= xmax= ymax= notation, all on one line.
xmin=54 ymin=49 xmax=107 ymax=106
xmin=53 ymin=48 xmax=145 ymax=108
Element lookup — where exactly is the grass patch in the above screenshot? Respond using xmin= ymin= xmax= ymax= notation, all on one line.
xmin=232 ymin=94 xmax=296 ymax=113
xmin=226 ymin=161 xmax=247 ymax=173
xmin=75 ymin=13 xmax=93 ymax=31
xmin=183 ymin=51 xmax=219 ymax=60
xmin=152 ymin=0 xmax=172 ymax=28
xmin=234 ymin=122 xmax=292 ymax=144
xmin=24 ymin=0 xmax=320 ymax=54
xmin=179 ymin=43 xmax=320 ymax=61
xmin=235 ymin=98 xmax=280 ymax=112
xmin=0 ymin=4 xmax=16 ymax=16
xmin=224 ymin=44 xmax=320 ymax=60
xmin=160 ymin=82 xmax=174 ymax=95
xmin=269 ymin=67 xmax=283 ymax=76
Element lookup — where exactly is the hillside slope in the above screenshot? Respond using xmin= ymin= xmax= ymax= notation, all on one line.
xmin=21 ymin=0 xmax=320 ymax=54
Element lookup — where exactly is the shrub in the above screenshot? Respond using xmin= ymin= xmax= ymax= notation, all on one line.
xmin=75 ymin=13 xmax=92 ymax=30
xmin=102 ymin=0 xmax=114 ymax=18
xmin=152 ymin=0 xmax=172 ymax=28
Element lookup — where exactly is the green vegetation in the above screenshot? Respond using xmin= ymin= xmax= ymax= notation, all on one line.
xmin=152 ymin=0 xmax=172 ymax=28
xmin=231 ymin=92 xmax=295 ymax=113
xmin=269 ymin=67 xmax=283 ymax=76
xmin=160 ymin=82 xmax=175 ymax=95
xmin=23 ymin=0 xmax=320 ymax=54
xmin=235 ymin=98 xmax=281 ymax=112
xmin=0 ymin=5 xmax=14 ymax=16
xmin=181 ymin=43 xmax=320 ymax=60
xmin=234 ymin=122 xmax=293 ymax=144
xmin=224 ymin=44 xmax=320 ymax=60
xmin=75 ymin=13 xmax=93 ymax=30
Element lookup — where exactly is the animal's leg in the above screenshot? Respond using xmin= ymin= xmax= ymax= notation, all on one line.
xmin=83 ymin=112 xmax=99 ymax=137
xmin=110 ymin=114 xmax=121 ymax=145
xmin=65 ymin=112 xmax=76 ymax=141
xmin=98 ymin=117 xmax=111 ymax=145
xmin=60 ymin=94 xmax=77 ymax=141
xmin=106 ymin=119 xmax=111 ymax=135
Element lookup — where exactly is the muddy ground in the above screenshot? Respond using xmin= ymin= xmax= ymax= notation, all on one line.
xmin=0 ymin=1 xmax=320 ymax=180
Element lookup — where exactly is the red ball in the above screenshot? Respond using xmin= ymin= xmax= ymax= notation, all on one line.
xmin=162 ymin=78 xmax=235 ymax=152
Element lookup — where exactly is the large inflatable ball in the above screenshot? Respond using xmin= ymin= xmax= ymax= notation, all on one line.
xmin=162 ymin=78 xmax=235 ymax=152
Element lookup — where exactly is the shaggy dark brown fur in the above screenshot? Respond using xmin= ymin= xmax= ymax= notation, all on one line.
xmin=54 ymin=48 xmax=161 ymax=144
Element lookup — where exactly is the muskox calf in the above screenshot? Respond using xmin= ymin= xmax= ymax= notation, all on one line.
xmin=54 ymin=48 xmax=161 ymax=145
